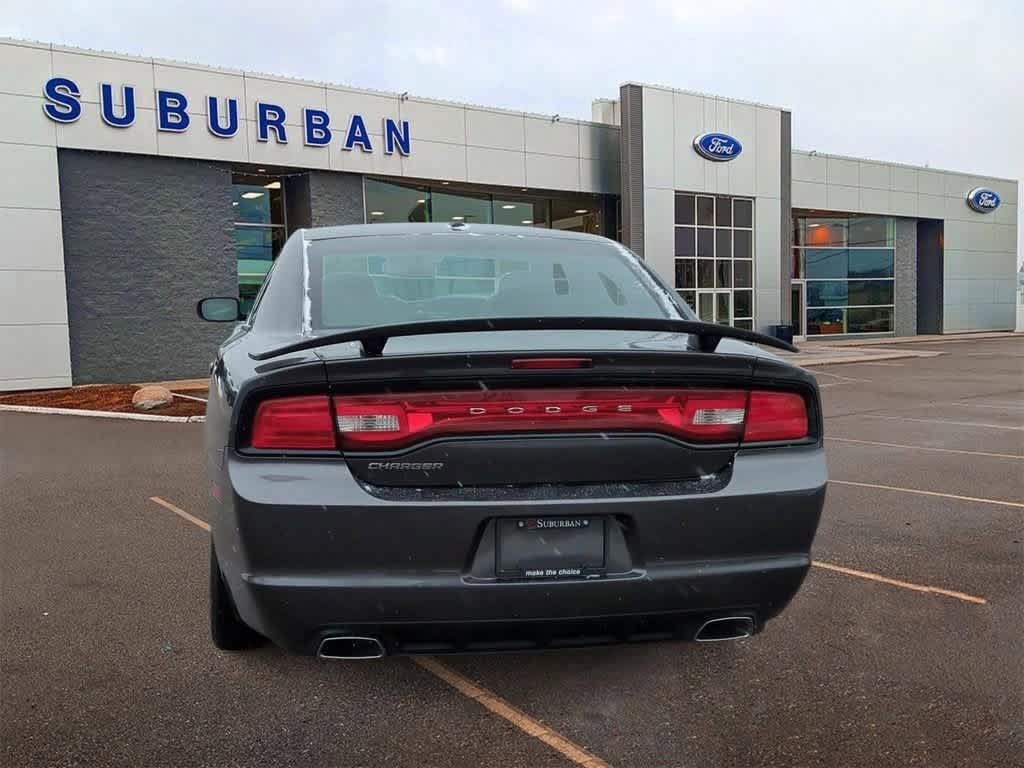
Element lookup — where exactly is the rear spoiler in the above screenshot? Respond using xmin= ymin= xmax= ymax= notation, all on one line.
xmin=249 ymin=317 xmax=797 ymax=361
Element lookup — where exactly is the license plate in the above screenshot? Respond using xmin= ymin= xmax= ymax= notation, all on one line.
xmin=497 ymin=517 xmax=605 ymax=579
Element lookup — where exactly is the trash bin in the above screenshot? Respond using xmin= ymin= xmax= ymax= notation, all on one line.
xmin=768 ymin=324 xmax=795 ymax=345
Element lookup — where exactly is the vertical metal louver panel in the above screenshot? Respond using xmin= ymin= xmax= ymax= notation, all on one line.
xmin=779 ymin=110 xmax=793 ymax=325
xmin=619 ymin=84 xmax=644 ymax=258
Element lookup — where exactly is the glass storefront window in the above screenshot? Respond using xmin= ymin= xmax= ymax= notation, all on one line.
xmin=848 ymin=306 xmax=893 ymax=333
xmin=493 ymin=197 xmax=549 ymax=227
xmin=675 ymin=227 xmax=696 ymax=258
xmin=733 ymin=199 xmax=753 ymax=229
xmin=697 ymin=196 xmax=715 ymax=226
xmin=794 ymin=213 xmax=895 ymax=336
xmin=675 ymin=194 xmax=696 ymax=225
xmin=796 ymin=215 xmax=894 ymax=248
xmin=232 ymin=180 xmax=284 ymax=225
xmin=551 ymin=198 xmax=603 ymax=233
xmin=733 ymin=230 xmax=752 ymax=259
xmin=365 ymin=179 xmax=429 ymax=223
xmin=848 ymin=249 xmax=895 ymax=278
xmin=734 ymin=260 xmax=753 ymax=288
xmin=697 ymin=228 xmax=714 ymax=259
xmin=803 ymin=248 xmax=895 ymax=280
xmin=432 ymin=190 xmax=492 ymax=224
xmin=673 ymin=192 xmax=755 ymax=329
xmin=807 ymin=308 xmax=846 ymax=335
xmin=364 ymin=178 xmax=604 ymax=235
xmin=232 ymin=174 xmax=286 ymax=315
xmin=849 ymin=217 xmax=893 ymax=247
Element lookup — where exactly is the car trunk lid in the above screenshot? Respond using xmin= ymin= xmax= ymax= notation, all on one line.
xmin=321 ymin=340 xmax=758 ymax=487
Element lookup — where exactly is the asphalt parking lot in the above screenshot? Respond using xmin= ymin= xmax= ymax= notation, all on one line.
xmin=2 ymin=337 xmax=1021 ymax=768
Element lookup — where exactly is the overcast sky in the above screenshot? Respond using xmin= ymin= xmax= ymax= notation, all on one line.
xmin=4 ymin=0 xmax=1021 ymax=265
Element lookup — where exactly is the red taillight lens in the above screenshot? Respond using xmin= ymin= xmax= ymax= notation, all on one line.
xmin=332 ymin=389 xmax=752 ymax=450
xmin=250 ymin=395 xmax=336 ymax=450
xmin=743 ymin=391 xmax=808 ymax=442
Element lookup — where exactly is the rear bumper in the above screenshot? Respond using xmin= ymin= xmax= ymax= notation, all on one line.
xmin=210 ymin=447 xmax=827 ymax=654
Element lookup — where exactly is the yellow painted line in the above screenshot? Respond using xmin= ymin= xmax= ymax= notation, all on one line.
xmin=826 ymin=436 xmax=1023 ymax=461
xmin=811 ymin=560 xmax=987 ymax=605
xmin=149 ymin=496 xmax=211 ymax=531
xmin=413 ymin=656 xmax=610 ymax=768
xmin=829 ymin=479 xmax=1024 ymax=509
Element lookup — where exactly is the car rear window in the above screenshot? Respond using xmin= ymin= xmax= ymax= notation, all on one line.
xmin=307 ymin=232 xmax=687 ymax=329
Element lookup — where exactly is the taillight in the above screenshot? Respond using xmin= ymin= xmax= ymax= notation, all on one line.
xmin=250 ymin=395 xmax=336 ymax=450
xmin=332 ymin=389 xmax=754 ymax=450
xmin=743 ymin=391 xmax=808 ymax=442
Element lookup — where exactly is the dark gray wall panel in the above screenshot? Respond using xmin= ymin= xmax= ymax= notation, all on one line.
xmin=308 ymin=170 xmax=364 ymax=228
xmin=916 ymin=220 xmax=944 ymax=334
xmin=619 ymin=84 xmax=644 ymax=257
xmin=779 ymin=111 xmax=793 ymax=325
xmin=58 ymin=150 xmax=236 ymax=384
xmin=284 ymin=173 xmax=312 ymax=231
xmin=894 ymin=218 xmax=918 ymax=336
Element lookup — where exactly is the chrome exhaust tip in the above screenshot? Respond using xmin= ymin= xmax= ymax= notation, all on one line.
xmin=317 ymin=636 xmax=386 ymax=660
xmin=695 ymin=616 xmax=755 ymax=642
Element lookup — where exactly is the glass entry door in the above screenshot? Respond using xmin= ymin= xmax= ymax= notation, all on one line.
xmin=790 ymin=281 xmax=806 ymax=340
xmin=696 ymin=290 xmax=733 ymax=325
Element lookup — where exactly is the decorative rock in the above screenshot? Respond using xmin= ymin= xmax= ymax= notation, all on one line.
xmin=132 ymin=385 xmax=174 ymax=410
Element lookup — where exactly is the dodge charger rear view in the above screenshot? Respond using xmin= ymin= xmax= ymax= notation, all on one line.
xmin=198 ymin=223 xmax=826 ymax=658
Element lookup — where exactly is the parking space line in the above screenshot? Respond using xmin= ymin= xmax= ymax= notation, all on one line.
xmin=812 ymin=370 xmax=872 ymax=383
xmin=147 ymin=495 xmax=610 ymax=766
xmin=149 ymin=496 xmax=211 ymax=531
xmin=413 ymin=656 xmax=610 ymax=768
xmin=826 ymin=436 xmax=1023 ymax=461
xmin=829 ymin=479 xmax=1024 ymax=509
xmin=857 ymin=415 xmax=1024 ymax=432
xmin=952 ymin=402 xmax=1024 ymax=411
xmin=811 ymin=561 xmax=987 ymax=605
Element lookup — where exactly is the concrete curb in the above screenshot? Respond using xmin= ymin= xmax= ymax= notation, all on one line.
xmin=795 ymin=350 xmax=945 ymax=367
xmin=0 ymin=404 xmax=205 ymax=423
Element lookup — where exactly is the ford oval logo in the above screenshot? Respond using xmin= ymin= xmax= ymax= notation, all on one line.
xmin=693 ymin=132 xmax=743 ymax=162
xmin=966 ymin=187 xmax=1001 ymax=213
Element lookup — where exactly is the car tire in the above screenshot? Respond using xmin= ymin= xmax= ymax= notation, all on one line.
xmin=210 ymin=541 xmax=258 ymax=651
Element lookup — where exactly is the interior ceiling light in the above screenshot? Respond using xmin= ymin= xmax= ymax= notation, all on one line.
xmin=370 ymin=211 xmax=384 ymax=216
xmin=501 ymin=204 xmax=516 ymax=209
xmin=416 ymin=198 xmax=426 ymax=204
xmin=575 ymin=209 xmax=588 ymax=214
xmin=240 ymin=191 xmax=264 ymax=199
xmin=256 ymin=168 xmax=267 ymax=172
xmin=521 ymin=219 xmax=533 ymax=224
xmin=451 ymin=215 xmax=465 ymax=221
xmin=263 ymin=181 xmax=281 ymax=189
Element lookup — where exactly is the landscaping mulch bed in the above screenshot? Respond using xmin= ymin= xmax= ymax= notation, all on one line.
xmin=0 ymin=384 xmax=207 ymax=418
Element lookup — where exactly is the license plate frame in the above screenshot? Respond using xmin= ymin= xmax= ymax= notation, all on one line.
xmin=496 ymin=516 xmax=607 ymax=580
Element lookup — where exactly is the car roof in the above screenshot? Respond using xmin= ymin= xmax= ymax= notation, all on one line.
xmin=302 ymin=222 xmax=611 ymax=243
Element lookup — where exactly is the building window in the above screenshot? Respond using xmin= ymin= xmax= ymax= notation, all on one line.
xmin=793 ymin=214 xmax=895 ymax=335
xmin=673 ymin=193 xmax=754 ymax=330
xmin=364 ymin=178 xmax=606 ymax=236
xmin=232 ymin=174 xmax=286 ymax=315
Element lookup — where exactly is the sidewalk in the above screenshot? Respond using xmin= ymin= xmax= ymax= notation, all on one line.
xmin=780 ymin=330 xmax=1020 ymax=367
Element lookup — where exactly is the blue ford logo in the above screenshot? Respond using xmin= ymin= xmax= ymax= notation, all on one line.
xmin=693 ymin=132 xmax=743 ymax=162
xmin=966 ymin=187 xmax=1001 ymax=213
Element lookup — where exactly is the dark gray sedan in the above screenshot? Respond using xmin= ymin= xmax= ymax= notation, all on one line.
xmin=198 ymin=223 xmax=826 ymax=659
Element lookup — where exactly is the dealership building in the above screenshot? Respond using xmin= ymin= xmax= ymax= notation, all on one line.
xmin=0 ymin=37 xmax=1019 ymax=390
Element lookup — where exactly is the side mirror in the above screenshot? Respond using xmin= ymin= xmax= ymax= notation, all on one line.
xmin=197 ymin=297 xmax=242 ymax=322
